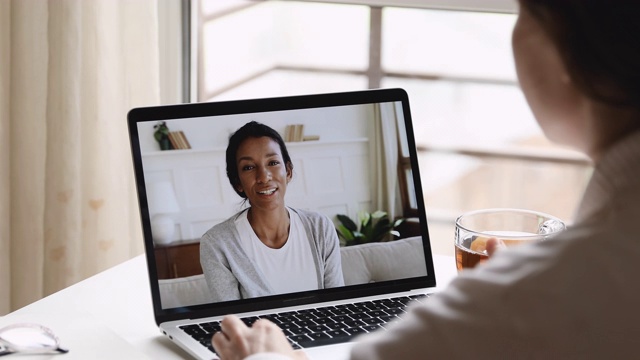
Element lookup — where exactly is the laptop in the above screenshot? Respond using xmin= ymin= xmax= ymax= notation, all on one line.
xmin=127 ymin=88 xmax=437 ymax=359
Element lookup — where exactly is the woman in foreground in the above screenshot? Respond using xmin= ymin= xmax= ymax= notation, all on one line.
xmin=212 ymin=1 xmax=640 ymax=358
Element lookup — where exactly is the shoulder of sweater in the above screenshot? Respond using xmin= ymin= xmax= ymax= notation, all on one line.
xmin=201 ymin=209 xmax=247 ymax=242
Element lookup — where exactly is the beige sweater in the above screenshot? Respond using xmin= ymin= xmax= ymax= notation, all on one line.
xmin=351 ymin=130 xmax=640 ymax=359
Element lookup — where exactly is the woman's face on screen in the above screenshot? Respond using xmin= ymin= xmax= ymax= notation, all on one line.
xmin=235 ymin=136 xmax=292 ymax=210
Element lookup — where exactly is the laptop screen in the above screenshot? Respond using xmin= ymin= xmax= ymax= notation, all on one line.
xmin=128 ymin=89 xmax=436 ymax=324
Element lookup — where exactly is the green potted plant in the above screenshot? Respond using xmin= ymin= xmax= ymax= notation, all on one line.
xmin=153 ymin=121 xmax=172 ymax=150
xmin=336 ymin=210 xmax=405 ymax=246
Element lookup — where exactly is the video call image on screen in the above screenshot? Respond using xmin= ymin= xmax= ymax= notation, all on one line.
xmin=138 ymin=101 xmax=428 ymax=309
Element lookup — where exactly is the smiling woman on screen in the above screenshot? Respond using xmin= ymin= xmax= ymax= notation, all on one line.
xmin=200 ymin=121 xmax=344 ymax=302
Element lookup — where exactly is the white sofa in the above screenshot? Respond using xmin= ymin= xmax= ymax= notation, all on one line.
xmin=158 ymin=236 xmax=427 ymax=309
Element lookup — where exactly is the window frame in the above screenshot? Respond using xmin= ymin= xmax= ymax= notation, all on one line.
xmin=292 ymin=0 xmax=517 ymax=13
xmin=184 ymin=1 xmax=593 ymax=247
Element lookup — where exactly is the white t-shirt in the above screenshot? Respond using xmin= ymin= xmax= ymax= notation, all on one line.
xmin=235 ymin=208 xmax=319 ymax=295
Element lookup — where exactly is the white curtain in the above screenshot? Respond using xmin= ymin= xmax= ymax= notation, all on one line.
xmin=371 ymin=103 xmax=401 ymax=220
xmin=0 ymin=0 xmax=160 ymax=315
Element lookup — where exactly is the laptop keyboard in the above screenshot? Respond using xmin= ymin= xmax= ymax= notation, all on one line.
xmin=179 ymin=294 xmax=431 ymax=355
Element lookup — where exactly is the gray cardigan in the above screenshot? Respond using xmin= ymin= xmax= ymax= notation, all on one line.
xmin=199 ymin=207 xmax=344 ymax=302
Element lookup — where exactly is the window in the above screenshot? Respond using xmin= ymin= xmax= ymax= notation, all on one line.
xmin=196 ymin=1 xmax=370 ymax=100
xmin=193 ymin=0 xmax=592 ymax=255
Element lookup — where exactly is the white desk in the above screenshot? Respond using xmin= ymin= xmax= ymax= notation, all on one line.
xmin=1 ymin=254 xmax=458 ymax=359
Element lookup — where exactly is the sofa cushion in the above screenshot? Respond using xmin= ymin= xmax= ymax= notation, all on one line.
xmin=158 ymin=236 xmax=427 ymax=308
xmin=340 ymin=236 xmax=427 ymax=285
xmin=158 ymin=274 xmax=211 ymax=309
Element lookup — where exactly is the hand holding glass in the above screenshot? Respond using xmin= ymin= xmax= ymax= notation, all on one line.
xmin=455 ymin=208 xmax=565 ymax=271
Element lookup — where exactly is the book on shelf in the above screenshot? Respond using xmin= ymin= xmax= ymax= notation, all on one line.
xmin=285 ymin=125 xmax=295 ymax=142
xmin=167 ymin=132 xmax=180 ymax=149
xmin=285 ymin=126 xmax=292 ymax=142
xmin=168 ymin=131 xmax=192 ymax=149
xmin=284 ymin=124 xmax=305 ymax=142
xmin=178 ymin=131 xmax=191 ymax=149
xmin=295 ymin=124 xmax=304 ymax=142
xmin=303 ymin=135 xmax=320 ymax=141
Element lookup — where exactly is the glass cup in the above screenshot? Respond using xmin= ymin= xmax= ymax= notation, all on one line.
xmin=455 ymin=208 xmax=565 ymax=271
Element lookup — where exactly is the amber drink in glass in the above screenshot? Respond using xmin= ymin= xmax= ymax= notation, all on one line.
xmin=454 ymin=208 xmax=565 ymax=272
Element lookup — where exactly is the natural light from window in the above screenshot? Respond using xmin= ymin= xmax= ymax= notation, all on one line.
xmin=195 ymin=0 xmax=592 ymax=255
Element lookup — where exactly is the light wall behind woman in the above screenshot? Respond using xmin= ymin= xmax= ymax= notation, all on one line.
xmin=137 ymin=103 xmax=372 ymax=153
xmin=139 ymin=102 xmax=409 ymax=242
